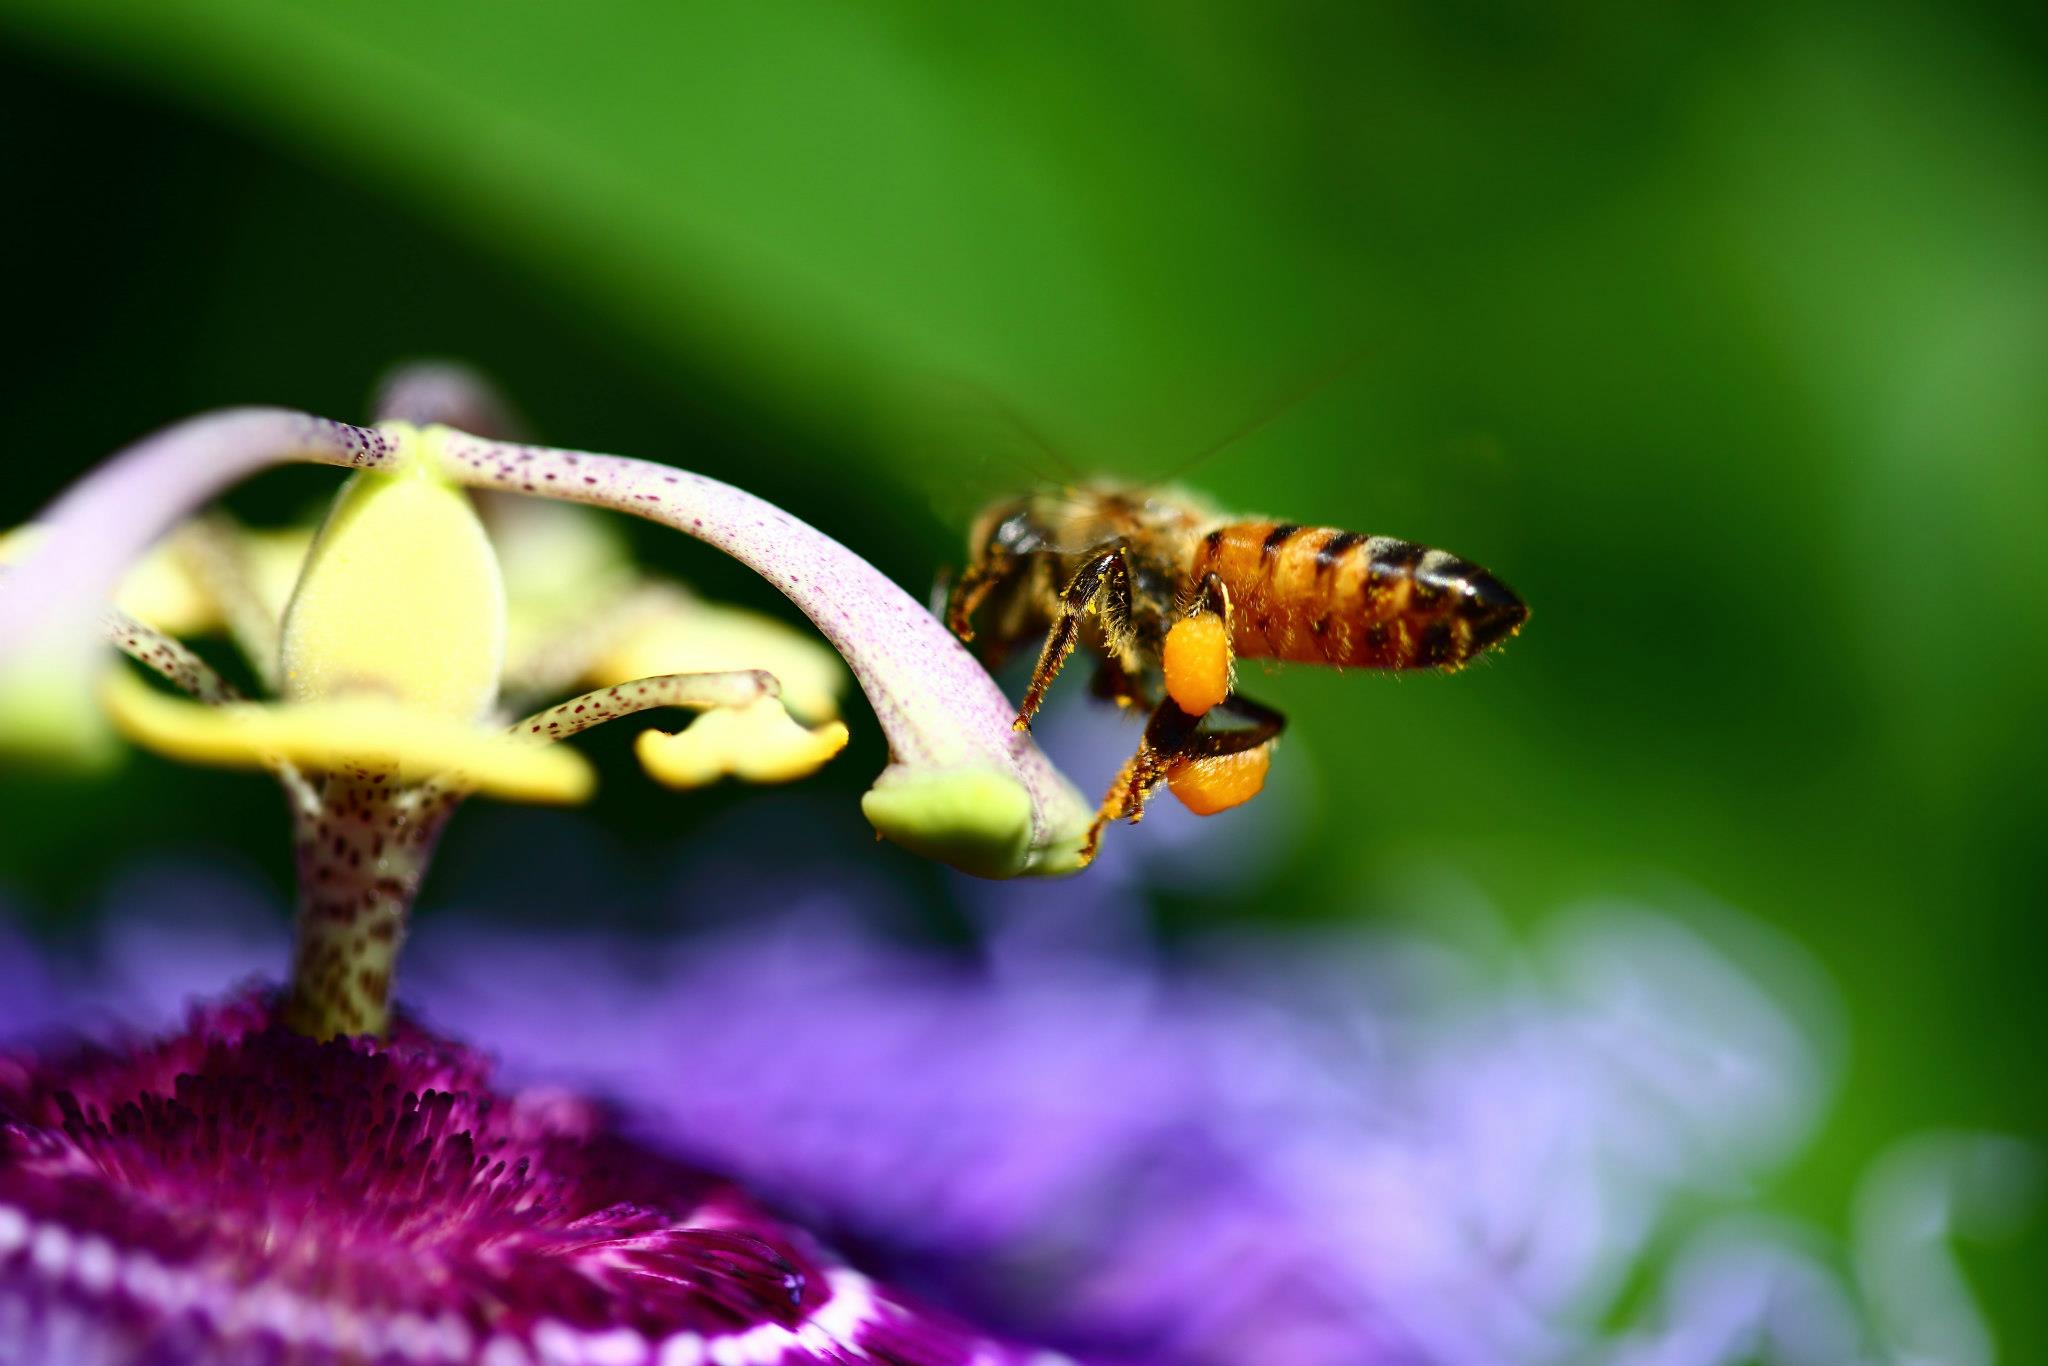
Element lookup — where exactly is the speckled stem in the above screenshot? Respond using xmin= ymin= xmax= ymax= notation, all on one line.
xmin=0 ymin=409 xmax=396 ymax=681
xmin=102 ymin=610 xmax=320 ymax=814
xmin=282 ymin=776 xmax=457 ymax=1040
xmin=101 ymin=611 xmax=243 ymax=705
xmin=512 ymin=669 xmax=775 ymax=742
xmin=432 ymin=431 xmax=1091 ymax=850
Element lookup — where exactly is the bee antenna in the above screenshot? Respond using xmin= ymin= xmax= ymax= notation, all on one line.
xmin=915 ymin=373 xmax=1083 ymax=488
xmin=977 ymin=387 xmax=1083 ymax=487
xmin=1157 ymin=344 xmax=1377 ymax=483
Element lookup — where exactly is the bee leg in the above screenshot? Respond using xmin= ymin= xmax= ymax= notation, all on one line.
xmin=1080 ymin=699 xmax=1198 ymax=863
xmin=1079 ymin=694 xmax=1285 ymax=864
xmin=1185 ymin=572 xmax=1231 ymax=624
xmin=1015 ymin=546 xmax=1133 ymax=732
xmin=944 ymin=552 xmax=1012 ymax=642
xmin=1188 ymin=692 xmax=1286 ymax=753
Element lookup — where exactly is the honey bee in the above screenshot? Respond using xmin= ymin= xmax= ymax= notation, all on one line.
xmin=945 ymin=484 xmax=1528 ymax=862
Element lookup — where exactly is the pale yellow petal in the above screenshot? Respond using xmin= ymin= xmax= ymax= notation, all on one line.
xmin=101 ymin=669 xmax=591 ymax=803
xmin=240 ymin=528 xmax=317 ymax=623
xmin=493 ymin=498 xmax=637 ymax=659
xmin=8 ymin=526 xmax=212 ymax=636
xmin=596 ymin=602 xmax=846 ymax=724
xmin=279 ymin=437 xmax=505 ymax=721
xmin=115 ymin=542 xmax=220 ymax=636
xmin=0 ymin=655 xmax=119 ymax=768
xmin=634 ymin=697 xmax=849 ymax=788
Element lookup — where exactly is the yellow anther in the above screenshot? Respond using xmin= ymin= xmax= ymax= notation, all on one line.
xmin=635 ymin=697 xmax=849 ymax=788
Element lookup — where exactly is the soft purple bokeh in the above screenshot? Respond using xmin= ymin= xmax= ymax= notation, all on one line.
xmin=6 ymin=834 xmax=2015 ymax=1366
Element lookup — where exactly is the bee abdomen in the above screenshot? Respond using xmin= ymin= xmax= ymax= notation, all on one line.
xmin=1190 ymin=522 xmax=1527 ymax=670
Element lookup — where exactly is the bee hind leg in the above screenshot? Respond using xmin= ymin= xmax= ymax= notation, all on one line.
xmin=1162 ymin=572 xmax=1237 ymax=718
xmin=1079 ymin=694 xmax=1285 ymax=865
xmin=1014 ymin=546 xmax=1133 ymax=731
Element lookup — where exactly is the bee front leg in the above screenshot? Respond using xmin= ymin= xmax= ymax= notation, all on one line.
xmin=1014 ymin=546 xmax=1133 ymax=731
xmin=944 ymin=552 xmax=1012 ymax=642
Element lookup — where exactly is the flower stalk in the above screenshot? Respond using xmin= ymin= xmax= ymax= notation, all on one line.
xmin=282 ymin=774 xmax=457 ymax=1036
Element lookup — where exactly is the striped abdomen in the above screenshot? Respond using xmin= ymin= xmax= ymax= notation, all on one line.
xmin=1188 ymin=522 xmax=1527 ymax=669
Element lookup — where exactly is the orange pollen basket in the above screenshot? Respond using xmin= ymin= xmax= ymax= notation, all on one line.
xmin=1167 ymin=744 xmax=1271 ymax=816
xmin=1162 ymin=613 xmax=1232 ymax=717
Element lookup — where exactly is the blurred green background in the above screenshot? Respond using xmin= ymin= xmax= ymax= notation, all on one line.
xmin=1 ymin=0 xmax=2042 ymax=1354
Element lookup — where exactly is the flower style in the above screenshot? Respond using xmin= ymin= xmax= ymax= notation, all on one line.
xmin=0 ymin=367 xmax=1094 ymax=1038
xmin=0 ymin=991 xmax=1063 ymax=1366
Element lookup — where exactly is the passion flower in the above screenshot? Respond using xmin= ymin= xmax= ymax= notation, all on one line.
xmin=0 ymin=993 xmax=1058 ymax=1366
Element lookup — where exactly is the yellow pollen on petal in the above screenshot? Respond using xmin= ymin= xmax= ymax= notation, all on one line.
xmin=101 ymin=669 xmax=592 ymax=803
xmin=634 ymin=697 xmax=849 ymax=788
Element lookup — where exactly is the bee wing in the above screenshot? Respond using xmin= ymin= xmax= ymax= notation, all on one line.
xmin=1140 ymin=345 xmax=1382 ymax=488
xmin=897 ymin=375 xmax=1085 ymax=530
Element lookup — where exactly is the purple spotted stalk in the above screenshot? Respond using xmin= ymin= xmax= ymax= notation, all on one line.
xmin=284 ymin=775 xmax=457 ymax=1037
xmin=428 ymin=430 xmax=1085 ymax=857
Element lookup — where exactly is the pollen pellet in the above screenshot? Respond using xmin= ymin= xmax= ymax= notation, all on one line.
xmin=1163 ymin=612 xmax=1231 ymax=716
xmin=1166 ymin=743 xmax=1271 ymax=816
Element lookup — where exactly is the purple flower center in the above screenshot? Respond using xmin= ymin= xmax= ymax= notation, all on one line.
xmin=0 ymin=996 xmax=1048 ymax=1366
